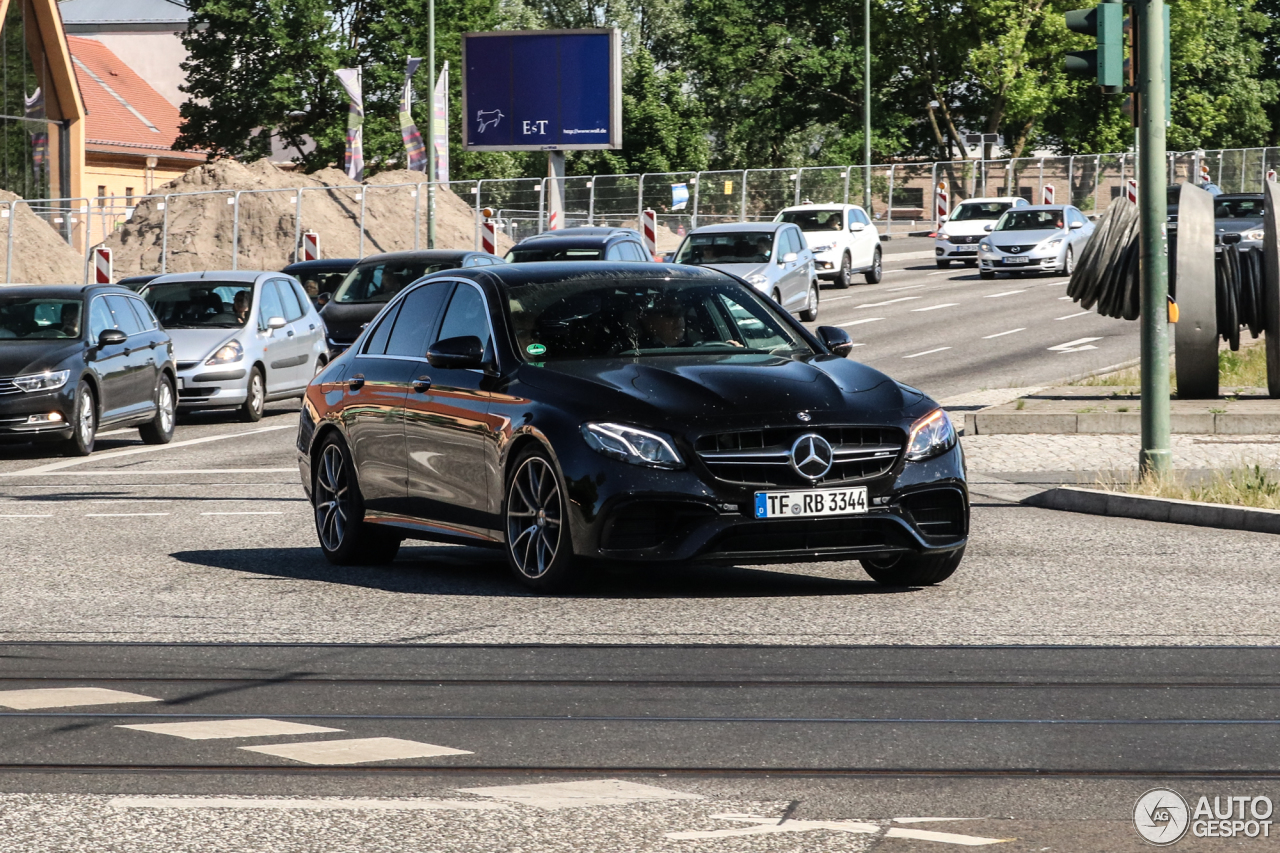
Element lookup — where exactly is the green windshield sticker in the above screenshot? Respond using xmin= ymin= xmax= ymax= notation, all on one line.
xmin=526 ymin=343 xmax=547 ymax=356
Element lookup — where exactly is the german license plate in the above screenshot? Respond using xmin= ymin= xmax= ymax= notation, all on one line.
xmin=1004 ymin=256 xmax=1030 ymax=265
xmin=954 ymin=244 xmax=978 ymax=253
xmin=754 ymin=487 xmax=868 ymax=519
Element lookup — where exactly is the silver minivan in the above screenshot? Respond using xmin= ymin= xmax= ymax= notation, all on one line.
xmin=673 ymin=222 xmax=820 ymax=321
xmin=140 ymin=270 xmax=328 ymax=421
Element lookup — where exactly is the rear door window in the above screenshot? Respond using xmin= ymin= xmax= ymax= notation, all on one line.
xmin=125 ymin=296 xmax=158 ymax=330
xmin=89 ymin=298 xmax=115 ymax=339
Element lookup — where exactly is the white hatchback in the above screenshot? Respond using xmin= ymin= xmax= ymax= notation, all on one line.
xmin=934 ymin=197 xmax=1028 ymax=268
xmin=774 ymin=204 xmax=882 ymax=288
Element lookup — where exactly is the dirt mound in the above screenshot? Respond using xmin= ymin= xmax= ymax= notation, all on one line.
xmin=105 ymin=159 xmax=512 ymax=276
xmin=0 ymin=189 xmax=87 ymax=284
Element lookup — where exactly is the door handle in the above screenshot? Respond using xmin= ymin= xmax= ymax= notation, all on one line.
xmin=287 ymin=330 xmax=295 ymax=337
xmin=309 ymin=324 xmax=316 ymax=331
xmin=348 ymin=374 xmax=365 ymax=391
xmin=412 ymin=376 xmax=432 ymax=393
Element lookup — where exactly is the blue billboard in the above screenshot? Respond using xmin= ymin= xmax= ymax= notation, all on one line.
xmin=462 ymin=29 xmax=622 ymax=151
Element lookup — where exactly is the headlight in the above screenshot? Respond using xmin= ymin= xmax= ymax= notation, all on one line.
xmin=581 ymin=422 xmax=684 ymax=469
xmin=12 ymin=369 xmax=69 ymax=393
xmin=905 ymin=409 xmax=957 ymax=462
xmin=205 ymin=340 xmax=244 ymax=365
xmin=979 ymin=241 xmax=991 ymax=251
xmin=1244 ymin=229 xmax=1265 ymax=242
xmin=1043 ymin=238 xmax=1063 ymax=249
xmin=746 ymin=273 xmax=769 ymax=288
xmin=938 ymin=234 xmax=952 ymax=242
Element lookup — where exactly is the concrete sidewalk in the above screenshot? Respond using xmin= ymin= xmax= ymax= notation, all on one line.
xmin=963 ymin=432 xmax=1280 ymax=475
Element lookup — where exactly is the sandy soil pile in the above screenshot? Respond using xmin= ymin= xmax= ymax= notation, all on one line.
xmin=0 ymin=189 xmax=88 ymax=284
xmin=105 ymin=159 xmax=513 ymax=277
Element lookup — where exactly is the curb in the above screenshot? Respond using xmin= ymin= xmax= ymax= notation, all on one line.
xmin=1025 ymin=486 xmax=1280 ymax=535
xmin=966 ymin=410 xmax=1280 ymax=435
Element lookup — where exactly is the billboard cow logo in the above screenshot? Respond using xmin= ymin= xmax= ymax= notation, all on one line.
xmin=476 ymin=109 xmax=504 ymax=133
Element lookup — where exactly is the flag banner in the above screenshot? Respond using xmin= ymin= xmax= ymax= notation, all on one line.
xmin=335 ymin=68 xmax=364 ymax=181
xmin=399 ymin=58 xmax=427 ymax=172
xmin=671 ymin=182 xmax=689 ymax=211
xmin=433 ymin=62 xmax=450 ymax=183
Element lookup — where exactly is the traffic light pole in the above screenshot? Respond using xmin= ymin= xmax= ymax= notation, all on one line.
xmin=1136 ymin=0 xmax=1171 ymax=477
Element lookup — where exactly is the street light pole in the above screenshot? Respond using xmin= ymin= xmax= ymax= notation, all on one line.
xmin=427 ymin=0 xmax=436 ymax=250
xmin=863 ymin=0 xmax=871 ymax=211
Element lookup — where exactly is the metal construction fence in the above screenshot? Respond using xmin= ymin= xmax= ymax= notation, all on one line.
xmin=5 ymin=147 xmax=1280 ymax=283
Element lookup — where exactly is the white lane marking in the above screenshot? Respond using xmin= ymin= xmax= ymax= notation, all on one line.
xmin=903 ymin=347 xmax=952 ymax=359
xmin=0 ymin=687 xmax=160 ymax=710
xmin=240 ymin=737 xmax=472 ymax=766
xmin=110 ymin=797 xmax=510 ymax=812
xmin=893 ymin=818 xmax=984 ymax=824
xmin=823 ymin=295 xmax=854 ymax=303
xmin=887 ymin=284 xmax=926 ymax=292
xmin=982 ymin=328 xmax=1025 ymax=339
xmin=1048 ymin=337 xmax=1102 ymax=353
xmin=85 ymin=507 xmax=170 ymax=514
xmin=884 ymin=250 xmax=937 ymax=261
xmin=839 ymin=317 xmax=883 ymax=327
xmin=461 ymin=780 xmax=701 ymax=810
xmin=665 ymin=813 xmax=1006 ymax=845
xmin=847 ymin=343 xmax=866 ymax=348
xmin=3 ymin=424 xmax=293 ymax=476
xmin=886 ymin=827 xmax=1008 ymax=845
xmin=927 ymin=270 xmax=957 ymax=276
xmin=910 ymin=303 xmax=959 ymax=312
xmin=1058 ymin=295 xmax=1073 ymax=300
xmin=200 ymin=511 xmax=285 ymax=516
xmin=854 ymin=296 xmax=921 ymax=308
xmin=119 ymin=719 xmax=343 ymax=740
xmin=0 ymin=514 xmax=52 ymax=518
xmin=1055 ymin=310 xmax=1091 ymax=320
xmin=983 ymin=290 xmax=1025 ymax=298
xmin=21 ymin=468 xmax=298 ymax=477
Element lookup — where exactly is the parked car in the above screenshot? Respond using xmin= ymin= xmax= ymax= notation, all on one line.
xmin=672 ymin=222 xmax=820 ymax=321
xmin=116 ymin=274 xmax=162 ymax=291
xmin=935 ymin=196 xmax=1029 ymax=267
xmin=1211 ymin=193 xmax=1266 ymax=253
xmin=298 ymin=262 xmax=967 ymax=591
xmin=281 ymin=258 xmax=359 ymax=308
xmin=506 ymin=227 xmax=653 ymax=263
xmin=774 ymin=203 xmax=882 ymax=287
xmin=977 ymin=204 xmax=1094 ymax=279
xmin=320 ymin=250 xmax=505 ymax=353
xmin=0 ymin=284 xmax=175 ymax=455
xmin=139 ymin=270 xmax=327 ymax=421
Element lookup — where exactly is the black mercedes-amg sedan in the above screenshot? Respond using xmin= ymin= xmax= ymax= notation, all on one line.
xmin=297 ymin=262 xmax=967 ymax=591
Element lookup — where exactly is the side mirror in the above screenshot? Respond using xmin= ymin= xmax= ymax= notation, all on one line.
xmin=850 ymin=222 xmax=866 ymax=232
xmin=938 ymin=216 xmax=948 ymax=224
xmin=816 ymin=325 xmax=855 ymax=358
xmin=266 ymin=316 xmax=287 ymax=330
xmin=781 ymin=252 xmax=799 ymax=264
xmin=983 ymin=223 xmax=994 ymax=232
xmin=96 ymin=328 xmax=127 ymax=348
xmin=427 ymin=335 xmax=485 ymax=370
xmin=1069 ymin=221 xmax=1084 ymax=230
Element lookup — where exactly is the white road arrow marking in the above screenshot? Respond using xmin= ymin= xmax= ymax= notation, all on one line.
xmin=665 ymin=813 xmax=1008 ymax=845
xmin=1048 ymin=337 xmax=1102 ymax=353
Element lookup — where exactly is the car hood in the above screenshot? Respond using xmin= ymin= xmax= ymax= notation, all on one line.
xmin=1216 ymin=217 xmax=1264 ymax=233
xmin=519 ymin=352 xmax=928 ymax=425
xmin=0 ymin=340 xmax=83 ymax=376
xmin=941 ymin=221 xmax=997 ymax=237
xmin=990 ymin=228 xmax=1064 ymax=247
xmin=165 ymin=328 xmax=243 ymax=363
xmin=701 ymin=262 xmax=771 ymax=280
xmin=320 ymin=301 xmax=384 ymax=343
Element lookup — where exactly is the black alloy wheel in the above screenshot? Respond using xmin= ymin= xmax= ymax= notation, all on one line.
xmin=836 ymin=252 xmax=852 ymax=288
xmin=65 ymin=380 xmax=96 ymax=457
xmin=139 ymin=375 xmax=176 ymax=445
xmin=240 ymin=368 xmax=265 ymax=423
xmin=864 ymin=248 xmax=883 ymax=284
xmin=861 ymin=546 xmax=965 ymax=586
xmin=313 ymin=435 xmax=400 ymax=565
xmin=504 ymin=447 xmax=577 ymax=591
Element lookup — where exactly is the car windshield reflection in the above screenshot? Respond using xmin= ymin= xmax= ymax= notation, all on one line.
xmin=332 ymin=262 xmax=454 ymax=304
xmin=995 ymin=210 xmax=1065 ymax=231
xmin=142 ymin=282 xmax=253 ymax=329
xmin=0 ymin=297 xmax=82 ymax=340
xmin=675 ymin=233 xmax=775 ymax=265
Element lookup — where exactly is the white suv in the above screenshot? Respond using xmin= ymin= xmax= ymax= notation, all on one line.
xmin=774 ymin=204 xmax=882 ymax=288
xmin=935 ymin=196 xmax=1028 ymax=268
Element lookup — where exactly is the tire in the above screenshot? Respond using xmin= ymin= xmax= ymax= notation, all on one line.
xmin=138 ymin=375 xmax=175 ymax=445
xmin=313 ymin=356 xmax=328 ymax=376
xmin=771 ymin=289 xmax=782 ymax=307
xmin=799 ymin=281 xmax=819 ymax=322
xmin=64 ymin=380 xmax=96 ymax=457
xmin=503 ymin=445 xmax=578 ymax=592
xmin=835 ymin=252 xmax=852 ymax=288
xmin=1062 ymin=247 xmax=1075 ymax=276
xmin=863 ymin=248 xmax=883 ymax=284
xmin=313 ymin=434 xmax=401 ymax=566
xmin=935 ymin=259 xmax=951 ymax=269
xmin=239 ymin=367 xmax=265 ymax=422
xmin=979 ymin=269 xmax=996 ymax=280
xmin=861 ymin=546 xmax=964 ymax=586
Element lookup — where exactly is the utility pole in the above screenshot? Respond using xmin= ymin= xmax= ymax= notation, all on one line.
xmin=1136 ymin=0 xmax=1170 ymax=476
xmin=863 ymin=0 xmax=871 ymax=211
xmin=427 ymin=0 xmax=436 ymax=250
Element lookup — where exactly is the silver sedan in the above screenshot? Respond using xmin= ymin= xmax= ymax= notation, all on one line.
xmin=977 ymin=205 xmax=1095 ymax=279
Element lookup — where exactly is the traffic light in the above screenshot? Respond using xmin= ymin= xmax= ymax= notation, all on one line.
xmin=1065 ymin=1 xmax=1125 ymax=93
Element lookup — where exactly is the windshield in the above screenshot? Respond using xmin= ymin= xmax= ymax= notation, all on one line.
xmin=950 ymin=203 xmax=1011 ymax=221
xmin=332 ymin=261 xmax=455 ymax=304
xmin=505 ymin=246 xmax=604 ymax=262
xmin=675 ymin=232 xmax=775 ymax=265
xmin=776 ymin=209 xmax=843 ymax=231
xmin=995 ymin=210 xmax=1065 ymax=231
xmin=0 ymin=297 xmax=82 ymax=340
xmin=1216 ymin=197 xmax=1265 ymax=219
xmin=142 ymin=282 xmax=252 ymax=328
xmin=506 ymin=276 xmax=813 ymax=361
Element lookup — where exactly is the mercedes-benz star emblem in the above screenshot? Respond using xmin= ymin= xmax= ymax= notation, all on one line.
xmin=790 ymin=433 xmax=834 ymax=480
xmin=796 ymin=412 xmax=811 ymax=422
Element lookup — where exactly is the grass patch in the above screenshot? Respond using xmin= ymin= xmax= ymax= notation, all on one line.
xmin=1100 ymin=465 xmax=1280 ymax=510
xmin=1071 ymin=341 xmax=1267 ymax=393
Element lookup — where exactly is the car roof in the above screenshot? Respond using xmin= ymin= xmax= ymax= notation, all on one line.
xmin=146 ymin=270 xmax=274 ymax=284
xmin=513 ymin=231 xmax=644 ymax=249
xmin=521 ymin=227 xmax=635 ymax=239
xmin=355 ymin=249 xmax=496 ymax=265
xmin=453 ymin=260 xmax=729 ymax=290
xmin=686 ymin=222 xmax=788 ymax=235
xmin=778 ymin=203 xmax=861 ymax=211
xmin=0 ymin=283 xmax=133 ymax=297
xmin=1011 ymin=205 xmax=1074 ymax=212
xmin=281 ymin=259 xmax=359 ymax=272
xmin=1216 ymin=193 xmax=1264 ymax=200
xmin=958 ymin=197 xmax=1023 ymax=204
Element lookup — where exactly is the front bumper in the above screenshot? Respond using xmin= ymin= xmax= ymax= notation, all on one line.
xmin=935 ymin=239 xmax=981 ymax=260
xmin=978 ymin=249 xmax=1061 ymax=271
xmin=176 ymin=366 xmax=249 ymax=409
xmin=0 ymin=386 xmax=75 ymax=442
